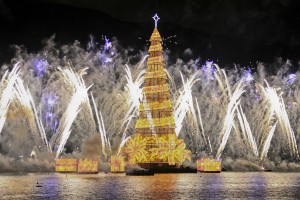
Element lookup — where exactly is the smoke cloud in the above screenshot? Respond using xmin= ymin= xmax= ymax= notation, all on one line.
xmin=81 ymin=134 xmax=103 ymax=160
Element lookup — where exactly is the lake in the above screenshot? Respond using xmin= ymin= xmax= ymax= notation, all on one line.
xmin=0 ymin=172 xmax=300 ymax=199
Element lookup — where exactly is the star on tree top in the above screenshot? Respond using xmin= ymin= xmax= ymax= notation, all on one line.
xmin=152 ymin=14 xmax=160 ymax=28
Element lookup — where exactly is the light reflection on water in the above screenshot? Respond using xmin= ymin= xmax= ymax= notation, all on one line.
xmin=0 ymin=172 xmax=300 ymax=199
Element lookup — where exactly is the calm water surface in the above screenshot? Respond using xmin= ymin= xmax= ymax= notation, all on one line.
xmin=0 ymin=172 xmax=300 ymax=199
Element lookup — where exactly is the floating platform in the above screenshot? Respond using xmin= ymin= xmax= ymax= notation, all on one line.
xmin=137 ymin=163 xmax=197 ymax=174
xmin=197 ymin=158 xmax=222 ymax=173
xmin=77 ymin=172 xmax=99 ymax=174
xmin=110 ymin=171 xmax=125 ymax=174
xmin=198 ymin=170 xmax=221 ymax=173
xmin=126 ymin=169 xmax=154 ymax=176
xmin=55 ymin=158 xmax=99 ymax=174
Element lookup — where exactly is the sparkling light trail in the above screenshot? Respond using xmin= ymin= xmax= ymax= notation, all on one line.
xmin=174 ymin=72 xmax=199 ymax=136
xmin=50 ymin=67 xmax=92 ymax=159
xmin=260 ymin=81 xmax=299 ymax=159
xmin=0 ymin=63 xmax=20 ymax=136
xmin=214 ymin=64 xmax=258 ymax=158
xmin=14 ymin=77 xmax=51 ymax=153
xmin=91 ymin=93 xmax=111 ymax=158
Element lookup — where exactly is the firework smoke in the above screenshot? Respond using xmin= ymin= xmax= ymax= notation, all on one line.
xmin=0 ymin=35 xmax=299 ymax=172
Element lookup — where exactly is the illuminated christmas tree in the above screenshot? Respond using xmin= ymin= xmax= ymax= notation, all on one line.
xmin=125 ymin=14 xmax=191 ymax=168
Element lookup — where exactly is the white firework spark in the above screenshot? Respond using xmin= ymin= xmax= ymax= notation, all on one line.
xmin=51 ymin=67 xmax=92 ymax=159
xmin=121 ymin=65 xmax=144 ymax=139
xmin=214 ymin=65 xmax=258 ymax=157
xmin=117 ymin=135 xmax=131 ymax=156
xmin=123 ymin=65 xmax=145 ymax=124
xmin=174 ymin=72 xmax=199 ymax=136
xmin=91 ymin=92 xmax=111 ymax=158
xmin=196 ymin=98 xmax=212 ymax=153
xmin=216 ymin=81 xmax=244 ymax=158
xmin=260 ymin=81 xmax=299 ymax=159
xmin=260 ymin=122 xmax=277 ymax=161
xmin=13 ymin=77 xmax=51 ymax=152
xmin=0 ymin=63 xmax=20 ymax=135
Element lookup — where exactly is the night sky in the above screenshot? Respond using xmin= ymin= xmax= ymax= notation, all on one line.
xmin=1 ymin=0 xmax=300 ymax=67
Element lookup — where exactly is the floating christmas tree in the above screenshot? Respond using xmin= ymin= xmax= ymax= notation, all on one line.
xmin=124 ymin=14 xmax=191 ymax=168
